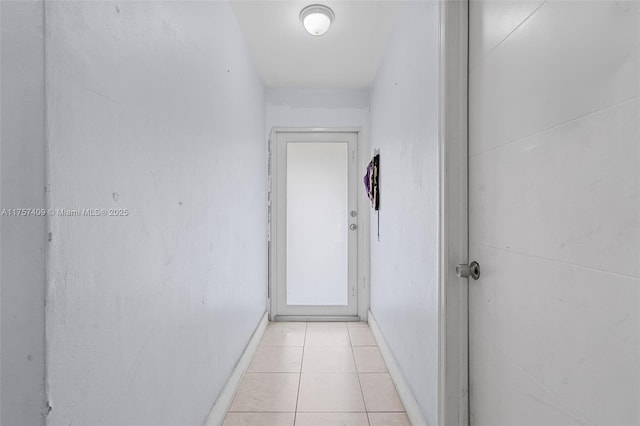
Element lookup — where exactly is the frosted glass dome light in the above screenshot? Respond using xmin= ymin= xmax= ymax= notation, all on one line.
xmin=300 ymin=5 xmax=335 ymax=36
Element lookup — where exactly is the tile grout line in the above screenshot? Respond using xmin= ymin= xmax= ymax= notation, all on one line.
xmin=357 ymin=327 xmax=409 ymax=423
xmin=230 ymin=324 xmax=407 ymax=424
xmin=292 ymin=322 xmax=307 ymax=425
xmin=348 ymin=326 xmax=372 ymax=426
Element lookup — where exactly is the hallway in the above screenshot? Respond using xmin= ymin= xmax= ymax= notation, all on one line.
xmin=2 ymin=0 xmax=638 ymax=424
xmin=222 ymin=322 xmax=409 ymax=426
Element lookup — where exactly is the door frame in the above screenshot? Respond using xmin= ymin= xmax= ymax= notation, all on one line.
xmin=438 ymin=0 xmax=469 ymax=424
xmin=268 ymin=128 xmax=370 ymax=322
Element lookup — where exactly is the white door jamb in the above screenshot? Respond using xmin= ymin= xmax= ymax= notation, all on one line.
xmin=438 ymin=0 xmax=470 ymax=424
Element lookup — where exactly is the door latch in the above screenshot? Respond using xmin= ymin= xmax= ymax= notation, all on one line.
xmin=456 ymin=261 xmax=480 ymax=280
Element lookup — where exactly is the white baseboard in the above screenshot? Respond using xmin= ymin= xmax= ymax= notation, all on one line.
xmin=204 ymin=311 xmax=268 ymax=426
xmin=368 ymin=310 xmax=429 ymax=426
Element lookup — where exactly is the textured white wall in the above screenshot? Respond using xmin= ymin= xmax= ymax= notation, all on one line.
xmin=0 ymin=1 xmax=47 ymax=425
xmin=44 ymin=2 xmax=267 ymax=424
xmin=266 ymin=88 xmax=369 ymax=132
xmin=369 ymin=2 xmax=440 ymax=424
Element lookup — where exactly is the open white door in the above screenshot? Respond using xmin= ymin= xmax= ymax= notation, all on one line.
xmin=467 ymin=1 xmax=639 ymax=424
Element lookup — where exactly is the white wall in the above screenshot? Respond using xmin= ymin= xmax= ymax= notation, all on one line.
xmin=266 ymin=88 xmax=369 ymax=132
xmin=0 ymin=1 xmax=47 ymax=424
xmin=368 ymin=2 xmax=440 ymax=424
xmin=44 ymin=2 xmax=267 ymax=424
xmin=468 ymin=1 xmax=639 ymax=424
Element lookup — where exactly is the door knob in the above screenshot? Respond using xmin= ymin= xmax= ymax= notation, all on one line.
xmin=349 ymin=223 xmax=358 ymax=231
xmin=456 ymin=261 xmax=480 ymax=280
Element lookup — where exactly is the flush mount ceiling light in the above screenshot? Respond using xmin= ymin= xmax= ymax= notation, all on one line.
xmin=300 ymin=4 xmax=335 ymax=36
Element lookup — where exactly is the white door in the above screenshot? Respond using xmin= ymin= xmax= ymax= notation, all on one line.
xmin=271 ymin=131 xmax=359 ymax=319
xmin=468 ymin=1 xmax=639 ymax=424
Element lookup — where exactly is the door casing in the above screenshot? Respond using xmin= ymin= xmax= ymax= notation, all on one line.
xmin=268 ymin=128 xmax=370 ymax=322
xmin=438 ymin=0 xmax=469 ymax=424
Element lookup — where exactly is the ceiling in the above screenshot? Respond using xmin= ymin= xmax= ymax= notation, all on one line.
xmin=230 ymin=1 xmax=403 ymax=89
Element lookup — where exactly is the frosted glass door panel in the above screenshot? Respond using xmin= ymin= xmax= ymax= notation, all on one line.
xmin=286 ymin=142 xmax=348 ymax=306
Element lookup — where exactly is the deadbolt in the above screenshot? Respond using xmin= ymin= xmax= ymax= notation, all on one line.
xmin=350 ymin=210 xmax=358 ymax=217
xmin=349 ymin=223 xmax=358 ymax=231
xmin=456 ymin=261 xmax=480 ymax=280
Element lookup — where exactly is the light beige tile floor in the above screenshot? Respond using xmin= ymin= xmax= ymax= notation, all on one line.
xmin=223 ymin=322 xmax=411 ymax=426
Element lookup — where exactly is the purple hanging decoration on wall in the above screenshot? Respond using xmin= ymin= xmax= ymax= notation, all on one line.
xmin=363 ymin=150 xmax=380 ymax=240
